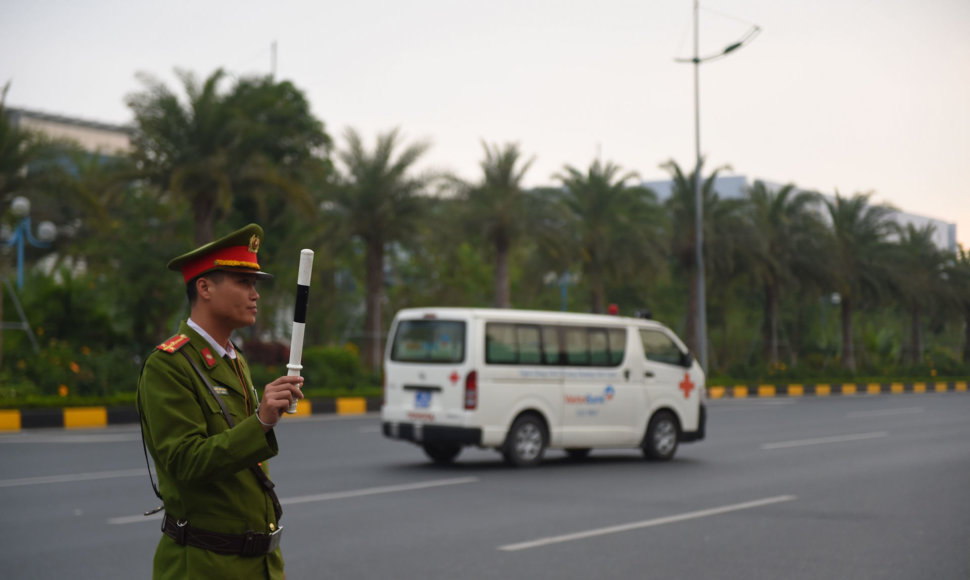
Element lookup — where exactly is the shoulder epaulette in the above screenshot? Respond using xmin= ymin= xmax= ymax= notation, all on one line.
xmin=156 ymin=334 xmax=191 ymax=353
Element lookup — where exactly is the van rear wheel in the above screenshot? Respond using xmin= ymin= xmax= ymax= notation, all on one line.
xmin=502 ymin=415 xmax=546 ymax=467
xmin=643 ymin=411 xmax=678 ymax=461
xmin=423 ymin=442 xmax=462 ymax=465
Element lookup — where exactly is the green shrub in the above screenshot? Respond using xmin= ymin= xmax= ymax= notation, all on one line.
xmin=302 ymin=345 xmax=365 ymax=390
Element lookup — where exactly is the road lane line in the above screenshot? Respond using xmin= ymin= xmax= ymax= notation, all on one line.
xmin=107 ymin=476 xmax=479 ymax=524
xmin=761 ymin=431 xmax=888 ymax=450
xmin=0 ymin=433 xmax=142 ymax=444
xmin=0 ymin=468 xmax=148 ymax=488
xmin=846 ymin=407 xmax=923 ymax=419
xmin=282 ymin=476 xmax=479 ymax=506
xmin=498 ymin=495 xmax=797 ymax=552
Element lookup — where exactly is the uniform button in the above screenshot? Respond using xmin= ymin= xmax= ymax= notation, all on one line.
xmin=269 ymin=522 xmax=276 ymax=531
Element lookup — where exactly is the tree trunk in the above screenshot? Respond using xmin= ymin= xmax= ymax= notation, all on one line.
xmin=363 ymin=239 xmax=384 ymax=371
xmin=909 ymin=305 xmax=922 ymax=366
xmin=763 ymin=283 xmax=779 ymax=366
xmin=840 ymin=296 xmax=855 ymax=371
xmin=0 ymin=260 xmax=4 ymax=371
xmin=963 ymin=312 xmax=970 ymax=364
xmin=686 ymin=262 xmax=698 ymax=356
xmin=493 ymin=235 xmax=510 ymax=308
xmin=193 ymin=197 xmax=216 ymax=245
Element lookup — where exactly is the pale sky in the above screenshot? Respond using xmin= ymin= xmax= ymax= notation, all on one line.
xmin=3 ymin=0 xmax=968 ymax=247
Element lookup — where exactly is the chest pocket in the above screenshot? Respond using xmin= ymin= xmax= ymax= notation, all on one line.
xmin=202 ymin=385 xmax=248 ymax=429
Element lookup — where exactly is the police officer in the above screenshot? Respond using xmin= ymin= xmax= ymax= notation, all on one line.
xmin=137 ymin=223 xmax=303 ymax=579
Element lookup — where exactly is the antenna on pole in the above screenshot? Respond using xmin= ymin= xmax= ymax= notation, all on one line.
xmin=271 ymin=40 xmax=277 ymax=79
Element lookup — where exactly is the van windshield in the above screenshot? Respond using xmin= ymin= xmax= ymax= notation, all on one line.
xmin=390 ymin=319 xmax=466 ymax=363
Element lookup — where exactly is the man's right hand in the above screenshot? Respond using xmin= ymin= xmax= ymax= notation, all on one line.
xmin=257 ymin=376 xmax=304 ymax=431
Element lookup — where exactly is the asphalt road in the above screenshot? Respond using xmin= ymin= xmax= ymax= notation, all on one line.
xmin=1 ymin=394 xmax=968 ymax=579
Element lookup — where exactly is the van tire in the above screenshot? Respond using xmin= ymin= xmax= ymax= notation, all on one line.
xmin=502 ymin=414 xmax=546 ymax=467
xmin=423 ymin=443 xmax=462 ymax=465
xmin=643 ymin=410 xmax=678 ymax=461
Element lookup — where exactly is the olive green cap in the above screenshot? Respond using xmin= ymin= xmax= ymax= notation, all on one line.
xmin=167 ymin=223 xmax=274 ymax=282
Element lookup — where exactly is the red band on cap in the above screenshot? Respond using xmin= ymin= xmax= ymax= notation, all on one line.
xmin=181 ymin=245 xmax=261 ymax=282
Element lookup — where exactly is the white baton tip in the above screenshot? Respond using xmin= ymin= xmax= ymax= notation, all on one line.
xmin=297 ymin=249 xmax=314 ymax=285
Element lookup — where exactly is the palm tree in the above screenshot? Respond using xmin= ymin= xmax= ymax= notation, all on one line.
xmin=742 ymin=181 xmax=827 ymax=366
xmin=332 ymin=127 xmax=431 ymax=369
xmin=890 ymin=224 xmax=948 ymax=365
xmin=946 ymin=246 xmax=970 ymax=363
xmin=659 ymin=158 xmax=733 ymax=357
xmin=127 ymin=69 xmax=236 ymax=244
xmin=552 ymin=159 xmax=664 ymax=314
xmin=127 ymin=69 xmax=329 ymax=244
xmin=464 ymin=141 xmax=535 ymax=308
xmin=824 ymin=192 xmax=897 ymax=371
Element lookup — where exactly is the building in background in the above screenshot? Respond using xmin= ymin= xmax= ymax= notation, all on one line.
xmin=5 ymin=107 xmax=131 ymax=156
xmin=643 ymin=175 xmax=958 ymax=253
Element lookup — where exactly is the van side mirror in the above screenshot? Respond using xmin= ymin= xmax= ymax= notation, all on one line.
xmin=680 ymin=350 xmax=694 ymax=368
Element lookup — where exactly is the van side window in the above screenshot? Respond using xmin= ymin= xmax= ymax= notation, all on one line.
xmin=485 ymin=323 xmax=625 ymax=367
xmin=564 ymin=327 xmax=590 ymax=365
xmin=542 ymin=326 xmax=562 ymax=364
xmin=486 ymin=324 xmax=518 ymax=364
xmin=517 ymin=325 xmax=542 ymax=364
xmin=608 ymin=329 xmax=626 ymax=365
xmin=639 ymin=329 xmax=684 ymax=366
xmin=589 ymin=329 xmax=609 ymax=365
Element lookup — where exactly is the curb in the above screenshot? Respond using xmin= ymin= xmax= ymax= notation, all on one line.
xmin=708 ymin=380 xmax=968 ymax=399
xmin=0 ymin=397 xmax=383 ymax=432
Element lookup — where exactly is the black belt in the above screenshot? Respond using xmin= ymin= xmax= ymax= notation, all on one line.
xmin=162 ymin=513 xmax=282 ymax=556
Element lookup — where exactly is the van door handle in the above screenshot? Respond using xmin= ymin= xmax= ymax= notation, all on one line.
xmin=644 ymin=371 xmax=654 ymax=378
xmin=624 ymin=369 xmax=630 ymax=381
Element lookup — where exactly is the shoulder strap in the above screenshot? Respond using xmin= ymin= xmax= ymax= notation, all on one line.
xmin=136 ymin=358 xmax=164 ymax=515
xmin=179 ymin=349 xmax=283 ymax=522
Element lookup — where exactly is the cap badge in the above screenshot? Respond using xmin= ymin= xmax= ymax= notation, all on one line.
xmin=248 ymin=234 xmax=261 ymax=254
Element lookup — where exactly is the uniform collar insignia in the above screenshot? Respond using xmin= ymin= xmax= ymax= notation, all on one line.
xmin=201 ymin=347 xmax=218 ymax=368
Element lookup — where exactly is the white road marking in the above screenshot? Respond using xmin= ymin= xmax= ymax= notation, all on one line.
xmin=0 ymin=468 xmax=149 ymax=488
xmin=846 ymin=407 xmax=923 ymax=418
xmin=281 ymin=476 xmax=479 ymax=506
xmin=498 ymin=495 xmax=797 ymax=551
xmin=0 ymin=433 xmax=142 ymax=444
xmin=761 ymin=431 xmax=888 ymax=450
xmin=107 ymin=476 xmax=479 ymax=525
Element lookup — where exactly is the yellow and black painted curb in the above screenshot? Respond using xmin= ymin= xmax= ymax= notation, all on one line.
xmin=0 ymin=397 xmax=382 ymax=432
xmin=708 ymin=380 xmax=968 ymax=399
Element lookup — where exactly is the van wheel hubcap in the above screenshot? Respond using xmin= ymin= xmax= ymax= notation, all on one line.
xmin=516 ymin=424 xmax=542 ymax=460
xmin=653 ymin=420 xmax=676 ymax=455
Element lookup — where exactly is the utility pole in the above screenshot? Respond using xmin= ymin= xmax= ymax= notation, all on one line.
xmin=677 ymin=1 xmax=760 ymax=373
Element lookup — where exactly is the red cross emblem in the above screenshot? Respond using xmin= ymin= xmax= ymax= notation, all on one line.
xmin=679 ymin=373 xmax=695 ymax=399
xmin=449 ymin=371 xmax=460 ymax=385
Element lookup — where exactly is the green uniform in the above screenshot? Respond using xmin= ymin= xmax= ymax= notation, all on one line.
xmin=138 ymin=321 xmax=284 ymax=579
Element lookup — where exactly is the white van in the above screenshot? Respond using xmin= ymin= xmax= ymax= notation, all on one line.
xmin=381 ymin=307 xmax=706 ymax=467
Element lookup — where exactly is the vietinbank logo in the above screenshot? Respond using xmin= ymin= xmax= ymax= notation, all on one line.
xmin=565 ymin=385 xmax=615 ymax=404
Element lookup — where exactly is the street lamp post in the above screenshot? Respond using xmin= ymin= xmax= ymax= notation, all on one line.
xmin=676 ymin=1 xmax=759 ymax=372
xmin=1 ymin=196 xmax=57 ymax=365
xmin=4 ymin=196 xmax=57 ymax=289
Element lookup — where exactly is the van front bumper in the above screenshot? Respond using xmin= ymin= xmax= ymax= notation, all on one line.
xmin=680 ymin=403 xmax=707 ymax=442
xmin=382 ymin=421 xmax=482 ymax=446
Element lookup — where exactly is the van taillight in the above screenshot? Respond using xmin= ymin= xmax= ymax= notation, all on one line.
xmin=464 ymin=370 xmax=478 ymax=410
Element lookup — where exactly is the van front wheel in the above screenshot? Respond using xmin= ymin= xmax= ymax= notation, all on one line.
xmin=643 ymin=411 xmax=679 ymax=461
xmin=502 ymin=415 xmax=546 ymax=467
xmin=423 ymin=442 xmax=462 ymax=465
